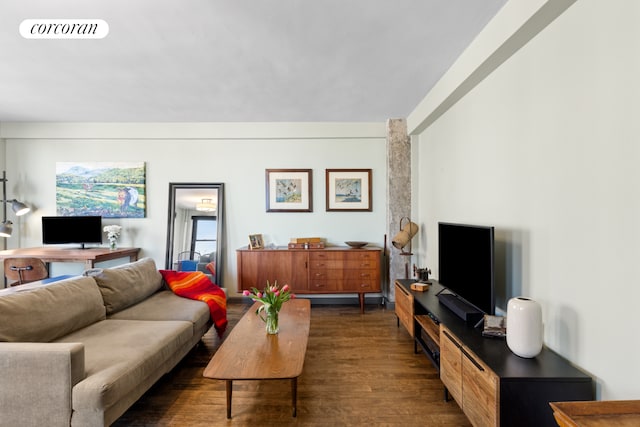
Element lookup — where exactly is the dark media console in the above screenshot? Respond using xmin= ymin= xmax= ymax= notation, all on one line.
xmin=395 ymin=279 xmax=593 ymax=427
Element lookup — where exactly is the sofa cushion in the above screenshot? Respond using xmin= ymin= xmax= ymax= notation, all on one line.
xmin=0 ymin=276 xmax=106 ymax=342
xmin=55 ymin=319 xmax=192 ymax=411
xmin=108 ymin=290 xmax=210 ymax=334
xmin=84 ymin=257 xmax=163 ymax=314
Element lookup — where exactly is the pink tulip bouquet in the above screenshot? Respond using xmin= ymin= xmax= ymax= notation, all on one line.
xmin=243 ymin=281 xmax=295 ymax=334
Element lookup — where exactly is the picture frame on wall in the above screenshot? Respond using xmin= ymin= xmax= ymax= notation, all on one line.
xmin=56 ymin=161 xmax=146 ymax=218
xmin=248 ymin=234 xmax=264 ymax=250
xmin=325 ymin=168 xmax=372 ymax=212
xmin=265 ymin=169 xmax=313 ymax=212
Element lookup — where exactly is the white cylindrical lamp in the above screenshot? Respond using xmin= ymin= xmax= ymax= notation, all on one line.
xmin=506 ymin=297 xmax=543 ymax=358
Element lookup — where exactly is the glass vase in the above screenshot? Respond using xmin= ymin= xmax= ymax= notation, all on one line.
xmin=265 ymin=306 xmax=279 ymax=335
xmin=109 ymin=239 xmax=117 ymax=250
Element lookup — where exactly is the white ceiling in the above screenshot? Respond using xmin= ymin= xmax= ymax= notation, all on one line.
xmin=176 ymin=188 xmax=218 ymax=211
xmin=0 ymin=0 xmax=506 ymax=123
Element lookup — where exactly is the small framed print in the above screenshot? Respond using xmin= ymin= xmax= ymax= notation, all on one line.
xmin=265 ymin=169 xmax=313 ymax=212
xmin=248 ymin=234 xmax=264 ymax=250
xmin=326 ymin=169 xmax=372 ymax=212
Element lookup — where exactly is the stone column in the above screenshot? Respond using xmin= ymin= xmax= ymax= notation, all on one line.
xmin=386 ymin=118 xmax=411 ymax=303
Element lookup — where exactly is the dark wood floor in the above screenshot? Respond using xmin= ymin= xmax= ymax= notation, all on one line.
xmin=112 ymin=301 xmax=470 ymax=426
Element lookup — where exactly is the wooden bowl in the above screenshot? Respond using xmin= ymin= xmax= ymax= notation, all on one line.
xmin=345 ymin=241 xmax=368 ymax=248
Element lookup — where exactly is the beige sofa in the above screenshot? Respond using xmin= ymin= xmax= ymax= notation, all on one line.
xmin=0 ymin=257 xmax=212 ymax=427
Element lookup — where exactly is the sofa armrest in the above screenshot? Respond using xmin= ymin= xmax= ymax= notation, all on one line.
xmin=0 ymin=342 xmax=85 ymax=427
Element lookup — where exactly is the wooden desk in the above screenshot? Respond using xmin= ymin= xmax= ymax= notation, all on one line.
xmin=550 ymin=400 xmax=640 ymax=427
xmin=0 ymin=247 xmax=140 ymax=270
xmin=203 ymin=299 xmax=311 ymax=418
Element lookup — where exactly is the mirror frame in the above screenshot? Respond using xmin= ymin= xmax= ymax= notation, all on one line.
xmin=165 ymin=182 xmax=224 ymax=286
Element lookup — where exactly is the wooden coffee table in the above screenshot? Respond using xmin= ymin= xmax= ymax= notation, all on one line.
xmin=203 ymin=299 xmax=311 ymax=418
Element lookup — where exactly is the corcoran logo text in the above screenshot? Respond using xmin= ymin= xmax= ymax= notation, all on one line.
xmin=20 ymin=19 xmax=109 ymax=39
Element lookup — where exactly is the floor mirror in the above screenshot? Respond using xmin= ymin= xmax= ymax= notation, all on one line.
xmin=165 ymin=183 xmax=224 ymax=286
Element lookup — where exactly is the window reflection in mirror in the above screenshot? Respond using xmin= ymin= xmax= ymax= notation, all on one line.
xmin=166 ymin=183 xmax=224 ymax=286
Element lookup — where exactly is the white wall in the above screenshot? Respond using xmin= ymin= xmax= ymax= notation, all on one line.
xmin=2 ymin=123 xmax=387 ymax=291
xmin=412 ymin=0 xmax=640 ymax=399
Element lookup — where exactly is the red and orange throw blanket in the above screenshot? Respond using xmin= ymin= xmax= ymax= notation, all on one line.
xmin=159 ymin=270 xmax=227 ymax=337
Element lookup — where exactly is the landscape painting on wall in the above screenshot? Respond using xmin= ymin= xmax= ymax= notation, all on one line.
xmin=56 ymin=162 xmax=146 ymax=218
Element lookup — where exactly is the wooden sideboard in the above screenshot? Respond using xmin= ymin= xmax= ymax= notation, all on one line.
xmin=237 ymin=246 xmax=381 ymax=312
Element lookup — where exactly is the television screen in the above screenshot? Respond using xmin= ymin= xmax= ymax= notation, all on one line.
xmin=42 ymin=216 xmax=103 ymax=248
xmin=438 ymin=222 xmax=495 ymax=315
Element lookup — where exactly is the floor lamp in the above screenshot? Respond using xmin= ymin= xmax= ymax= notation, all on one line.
xmin=0 ymin=171 xmax=31 ymax=238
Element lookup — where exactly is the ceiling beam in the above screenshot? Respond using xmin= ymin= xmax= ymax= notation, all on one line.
xmin=407 ymin=0 xmax=577 ymax=135
xmin=0 ymin=122 xmax=386 ymax=140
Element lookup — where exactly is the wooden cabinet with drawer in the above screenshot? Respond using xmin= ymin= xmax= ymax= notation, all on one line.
xmin=237 ymin=246 xmax=381 ymax=312
xmin=308 ymin=251 xmax=342 ymax=292
xmin=342 ymin=250 xmax=379 ymax=292
xmin=394 ymin=281 xmax=414 ymax=338
xmin=440 ymin=325 xmax=499 ymax=427
xmin=236 ymin=249 xmax=309 ymax=292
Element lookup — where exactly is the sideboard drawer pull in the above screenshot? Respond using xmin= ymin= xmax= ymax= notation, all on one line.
xmin=396 ymin=284 xmax=409 ymax=297
xmin=461 ymin=348 xmax=485 ymax=372
xmin=442 ymin=329 xmax=462 ymax=349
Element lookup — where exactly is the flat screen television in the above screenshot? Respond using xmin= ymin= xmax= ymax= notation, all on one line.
xmin=42 ymin=216 xmax=103 ymax=248
xmin=438 ymin=222 xmax=495 ymax=316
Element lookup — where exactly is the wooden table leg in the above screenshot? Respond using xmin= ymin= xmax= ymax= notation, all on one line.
xmin=292 ymin=377 xmax=297 ymax=417
xmin=358 ymin=293 xmax=365 ymax=314
xmin=226 ymin=380 xmax=233 ymax=419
